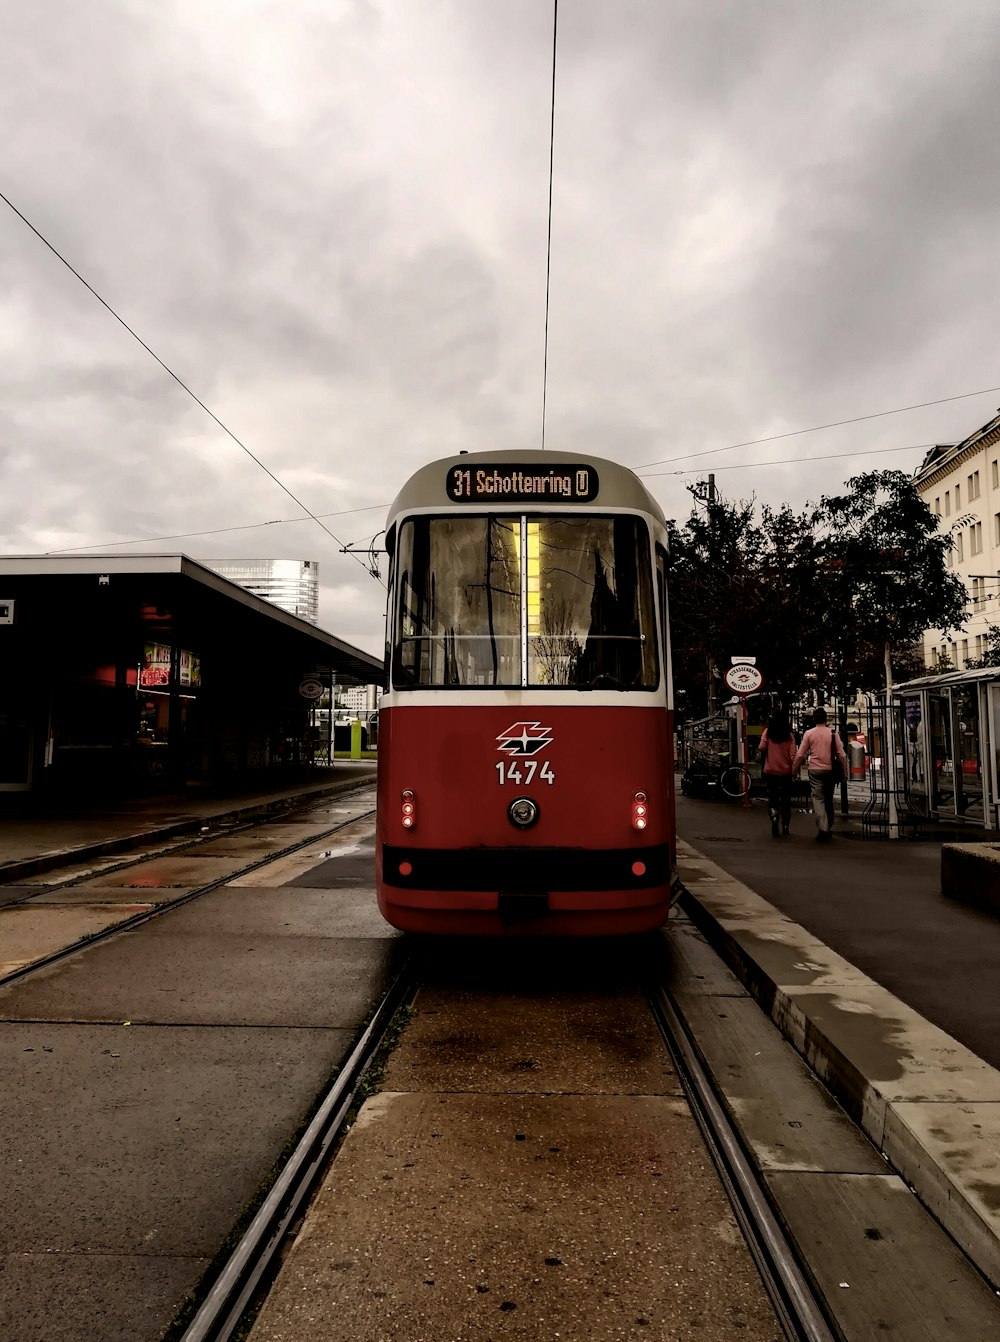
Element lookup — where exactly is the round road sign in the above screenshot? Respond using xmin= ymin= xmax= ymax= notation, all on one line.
xmin=724 ymin=663 xmax=764 ymax=695
xmin=299 ymin=677 xmax=325 ymax=701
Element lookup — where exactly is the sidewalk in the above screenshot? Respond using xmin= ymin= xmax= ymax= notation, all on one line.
xmin=0 ymin=763 xmax=378 ymax=885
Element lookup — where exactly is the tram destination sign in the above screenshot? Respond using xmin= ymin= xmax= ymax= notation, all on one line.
xmin=446 ymin=463 xmax=599 ymax=503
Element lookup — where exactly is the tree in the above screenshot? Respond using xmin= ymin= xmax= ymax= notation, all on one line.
xmin=667 ymin=486 xmax=826 ymax=715
xmin=812 ymin=469 xmax=968 ymax=832
xmin=812 ymin=469 xmax=967 ymax=679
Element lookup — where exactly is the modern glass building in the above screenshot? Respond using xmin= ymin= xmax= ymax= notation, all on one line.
xmin=206 ymin=559 xmax=320 ymax=625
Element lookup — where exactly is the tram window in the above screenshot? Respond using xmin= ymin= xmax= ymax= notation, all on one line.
xmin=391 ymin=513 xmax=658 ymax=689
xmin=528 ymin=517 xmax=658 ymax=688
xmin=393 ymin=517 xmax=521 ymax=686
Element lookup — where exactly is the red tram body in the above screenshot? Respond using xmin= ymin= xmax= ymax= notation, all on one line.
xmin=376 ymin=450 xmax=675 ymax=935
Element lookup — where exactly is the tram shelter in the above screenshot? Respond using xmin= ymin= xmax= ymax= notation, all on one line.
xmin=0 ymin=555 xmax=383 ymax=798
xmin=889 ymin=666 xmax=1000 ymax=831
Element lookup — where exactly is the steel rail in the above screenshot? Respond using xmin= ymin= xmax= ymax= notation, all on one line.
xmin=0 ymin=791 xmax=376 ymax=989
xmin=647 ymin=977 xmax=837 ymax=1342
xmin=179 ymin=959 xmax=417 ymax=1342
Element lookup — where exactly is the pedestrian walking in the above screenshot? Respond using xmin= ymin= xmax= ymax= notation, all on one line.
xmin=758 ymin=711 xmax=798 ymax=838
xmin=793 ymin=708 xmax=849 ymax=842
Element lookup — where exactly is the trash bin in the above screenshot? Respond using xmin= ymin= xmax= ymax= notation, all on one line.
xmin=848 ymin=739 xmax=866 ymax=779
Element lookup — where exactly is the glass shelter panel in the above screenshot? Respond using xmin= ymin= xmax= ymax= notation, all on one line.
xmin=928 ymin=690 xmax=954 ymax=815
xmin=953 ymin=685 xmax=983 ymax=820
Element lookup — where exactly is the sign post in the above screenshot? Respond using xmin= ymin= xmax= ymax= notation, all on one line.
xmin=723 ymin=659 xmax=764 ymax=809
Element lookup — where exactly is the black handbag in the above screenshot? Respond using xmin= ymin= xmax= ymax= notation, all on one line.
xmin=829 ymin=728 xmax=844 ymax=785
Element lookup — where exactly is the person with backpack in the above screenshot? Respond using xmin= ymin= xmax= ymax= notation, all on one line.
xmin=757 ymin=711 xmax=798 ymax=838
xmin=793 ymin=707 xmax=849 ymax=842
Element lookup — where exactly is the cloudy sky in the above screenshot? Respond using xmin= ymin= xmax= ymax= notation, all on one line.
xmin=3 ymin=0 xmax=1000 ymax=656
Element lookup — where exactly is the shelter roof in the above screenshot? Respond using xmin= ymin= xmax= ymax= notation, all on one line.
xmin=0 ymin=553 xmax=383 ymax=684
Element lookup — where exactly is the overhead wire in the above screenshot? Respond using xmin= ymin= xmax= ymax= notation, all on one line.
xmin=540 ymin=0 xmax=558 ymax=451
xmin=643 ymin=442 xmax=933 ymax=478
xmin=0 ymin=187 xmax=382 ymax=585
xmin=634 ymin=384 xmax=1000 ymax=472
xmin=43 ymin=503 xmax=389 ymax=555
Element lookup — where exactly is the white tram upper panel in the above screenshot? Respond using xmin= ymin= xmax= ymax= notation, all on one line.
xmin=385 ymin=450 xmax=667 ymax=527
xmin=385 ymin=451 xmax=668 ymax=696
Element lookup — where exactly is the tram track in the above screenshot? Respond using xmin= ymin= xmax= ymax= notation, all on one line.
xmin=176 ymin=960 xmax=418 ymax=1342
xmin=647 ymin=976 xmax=836 ymax=1342
xmin=0 ymin=784 xmax=377 ymax=989
xmin=174 ymin=937 xmax=840 ymax=1342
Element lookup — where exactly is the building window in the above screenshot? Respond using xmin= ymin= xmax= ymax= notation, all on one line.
xmin=954 ymin=533 xmax=964 ymax=562
xmin=976 ymin=635 xmax=984 ymax=659
xmin=968 ymin=471 xmax=981 ymax=500
xmin=995 ymin=513 xmax=1000 ymax=546
xmin=945 ymin=491 xmax=951 ymax=516
xmin=955 ymin=483 xmax=961 ymax=508
xmin=934 ymin=496 xmax=941 ymax=515
xmin=971 ymin=522 xmax=983 ymax=555
xmin=961 ymin=639 xmax=969 ymax=665
xmin=993 ymin=460 xmax=999 ymax=490
xmin=972 ymin=576 xmax=986 ymax=607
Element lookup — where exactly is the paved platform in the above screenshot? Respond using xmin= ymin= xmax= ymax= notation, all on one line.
xmin=0 ymin=764 xmax=377 ymax=885
xmin=4 ymin=772 xmax=1000 ymax=1308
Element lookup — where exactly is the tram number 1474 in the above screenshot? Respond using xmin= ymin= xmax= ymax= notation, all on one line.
xmin=496 ymin=760 xmax=556 ymax=786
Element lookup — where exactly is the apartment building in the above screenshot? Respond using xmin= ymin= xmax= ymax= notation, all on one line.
xmin=913 ymin=408 xmax=1000 ymax=669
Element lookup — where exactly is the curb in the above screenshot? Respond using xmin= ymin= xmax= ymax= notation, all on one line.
xmin=675 ymin=838 xmax=1000 ymax=1293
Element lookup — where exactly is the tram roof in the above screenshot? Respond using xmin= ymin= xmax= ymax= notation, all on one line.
xmin=386 ymin=450 xmax=666 ymax=527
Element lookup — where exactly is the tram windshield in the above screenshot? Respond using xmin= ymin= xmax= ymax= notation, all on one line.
xmin=392 ymin=514 xmax=659 ymax=688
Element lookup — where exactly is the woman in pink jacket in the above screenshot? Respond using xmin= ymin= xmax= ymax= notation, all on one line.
xmin=758 ymin=711 xmax=798 ymax=838
xmin=793 ymin=707 xmax=849 ymax=842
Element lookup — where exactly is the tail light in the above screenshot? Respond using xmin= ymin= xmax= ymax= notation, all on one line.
xmin=401 ymin=789 xmax=416 ymax=829
xmin=631 ymin=791 xmax=648 ymax=831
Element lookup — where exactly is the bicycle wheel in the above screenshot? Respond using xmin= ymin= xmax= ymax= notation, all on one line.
xmin=718 ymin=765 xmax=750 ymax=799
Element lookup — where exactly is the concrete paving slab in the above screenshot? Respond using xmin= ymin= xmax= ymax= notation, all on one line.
xmin=250 ymin=822 xmax=350 ymax=844
xmin=0 ymin=1022 xmax=357 ymax=1256
xmin=1 ymin=842 xmax=193 ymax=886
xmin=223 ymin=819 xmax=374 ymax=888
xmin=0 ymin=1252 xmax=208 ymax=1342
xmin=65 ymin=855 xmax=249 ymax=888
xmin=0 ymin=930 xmax=402 ymax=1027
xmin=674 ymin=993 xmax=886 ymax=1174
xmin=763 ymin=1171 xmax=1000 ymax=1341
xmin=140 ymin=885 xmax=398 ymax=941
xmin=661 ymin=918 xmax=750 ymax=997
xmin=22 ymin=885 xmax=189 ymax=906
xmin=0 ymin=904 xmax=151 ymax=976
xmin=384 ymin=986 xmax=682 ymax=1097
xmin=883 ymin=1100 xmax=1000 ymax=1291
xmin=248 ymin=1092 xmax=783 ymax=1342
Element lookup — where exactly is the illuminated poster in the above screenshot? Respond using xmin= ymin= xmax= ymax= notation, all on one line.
xmin=140 ymin=643 xmax=171 ymax=687
xmin=179 ymin=649 xmax=202 ymax=688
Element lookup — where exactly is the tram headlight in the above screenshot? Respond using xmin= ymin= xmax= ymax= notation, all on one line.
xmin=401 ymin=789 xmax=416 ymax=829
xmin=632 ymin=791 xmax=649 ymax=831
xmin=508 ymin=796 xmax=539 ymax=829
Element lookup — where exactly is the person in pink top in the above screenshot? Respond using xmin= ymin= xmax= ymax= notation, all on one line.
xmin=757 ymin=711 xmax=798 ymax=838
xmin=793 ymin=707 xmax=849 ymax=842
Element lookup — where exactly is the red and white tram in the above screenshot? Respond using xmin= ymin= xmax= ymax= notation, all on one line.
xmin=375 ymin=449 xmax=675 ymax=935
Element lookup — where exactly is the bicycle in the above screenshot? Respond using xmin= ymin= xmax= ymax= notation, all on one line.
xmin=717 ymin=763 xmax=751 ymax=799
